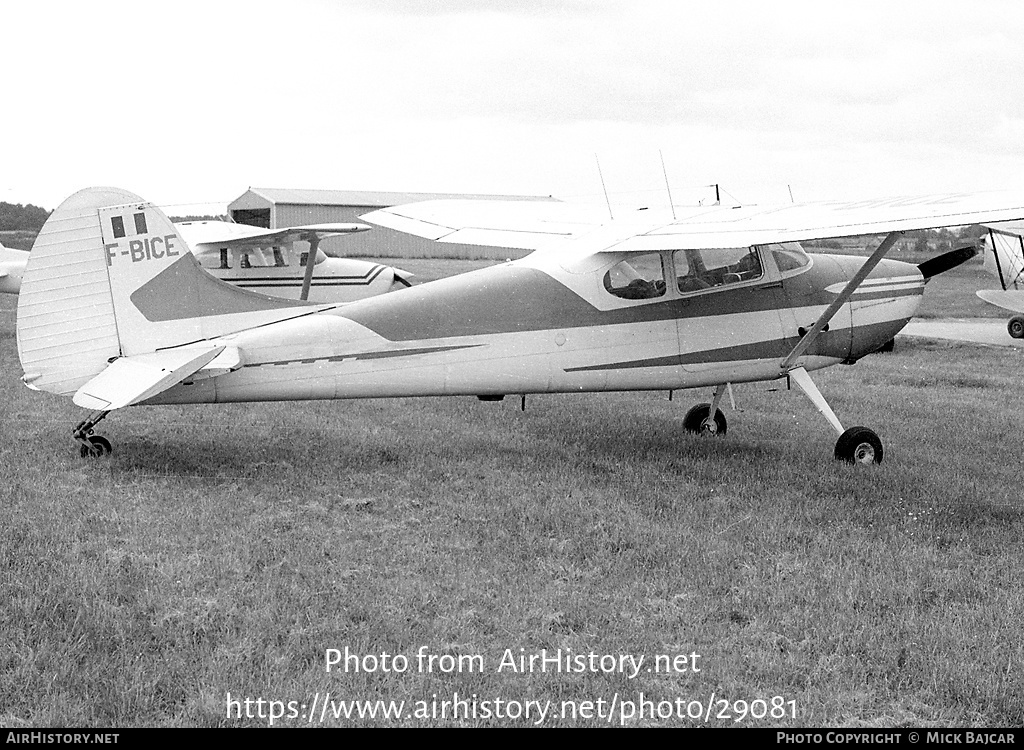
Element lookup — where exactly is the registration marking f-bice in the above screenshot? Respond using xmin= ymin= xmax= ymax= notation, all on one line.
xmin=105 ymin=234 xmax=180 ymax=266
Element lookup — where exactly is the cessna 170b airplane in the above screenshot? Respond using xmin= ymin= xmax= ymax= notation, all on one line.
xmin=16 ymin=186 xmax=1024 ymax=464
xmin=975 ymin=221 xmax=1024 ymax=337
xmin=1 ymin=220 xmax=412 ymax=301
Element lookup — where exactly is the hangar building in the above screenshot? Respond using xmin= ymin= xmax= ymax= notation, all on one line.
xmin=227 ymin=187 xmax=556 ymax=259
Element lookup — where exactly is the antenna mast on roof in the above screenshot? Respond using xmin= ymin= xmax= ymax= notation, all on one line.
xmin=595 ymin=154 xmax=614 ymax=220
xmin=660 ymin=150 xmax=677 ymax=220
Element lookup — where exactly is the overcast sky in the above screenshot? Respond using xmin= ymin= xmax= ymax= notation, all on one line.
xmin=5 ymin=0 xmax=1024 ymax=215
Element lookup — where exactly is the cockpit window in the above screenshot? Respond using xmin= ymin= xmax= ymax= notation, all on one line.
xmin=762 ymin=242 xmax=811 ymax=273
xmin=673 ymin=247 xmax=763 ymax=293
xmin=603 ymin=253 xmax=666 ymax=300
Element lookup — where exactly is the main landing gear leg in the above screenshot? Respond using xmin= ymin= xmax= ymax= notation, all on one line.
xmin=73 ymin=410 xmax=112 ymax=458
xmin=788 ymin=367 xmax=882 ymax=465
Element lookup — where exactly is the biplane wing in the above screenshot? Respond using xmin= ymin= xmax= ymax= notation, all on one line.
xmin=975 ymin=222 xmax=1024 ymax=336
xmin=977 ymin=289 xmax=1024 ymax=314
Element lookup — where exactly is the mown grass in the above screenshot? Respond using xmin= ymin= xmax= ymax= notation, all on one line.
xmin=1 ymin=274 xmax=1023 ymax=728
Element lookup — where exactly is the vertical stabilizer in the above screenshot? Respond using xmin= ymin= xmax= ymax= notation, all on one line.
xmin=17 ymin=187 xmax=320 ymax=399
xmin=17 ymin=188 xmax=135 ymax=397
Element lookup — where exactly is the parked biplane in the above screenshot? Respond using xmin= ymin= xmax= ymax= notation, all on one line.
xmin=976 ymin=221 xmax=1024 ymax=337
xmin=16 ymin=187 xmax=1024 ymax=463
xmin=0 ymin=219 xmax=412 ymax=301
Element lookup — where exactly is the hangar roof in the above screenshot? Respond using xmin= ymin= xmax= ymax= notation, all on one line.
xmin=235 ymin=187 xmax=557 ymax=208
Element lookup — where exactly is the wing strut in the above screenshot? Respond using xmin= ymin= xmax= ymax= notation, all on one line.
xmin=299 ymin=237 xmax=321 ymax=301
xmin=780 ymin=231 xmax=903 ymax=371
xmin=788 ymin=367 xmax=844 ymax=435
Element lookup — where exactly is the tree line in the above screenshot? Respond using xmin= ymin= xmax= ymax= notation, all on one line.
xmin=0 ymin=201 xmax=50 ymax=232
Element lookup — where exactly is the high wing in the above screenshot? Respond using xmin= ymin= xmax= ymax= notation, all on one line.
xmin=363 ymin=191 xmax=1024 ymax=251
xmin=361 ymin=200 xmax=612 ymax=250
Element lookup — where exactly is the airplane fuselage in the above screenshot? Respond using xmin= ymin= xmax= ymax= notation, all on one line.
xmin=144 ymin=245 xmax=923 ymax=406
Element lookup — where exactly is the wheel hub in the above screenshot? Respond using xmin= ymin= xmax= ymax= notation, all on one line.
xmin=853 ymin=442 xmax=876 ymax=464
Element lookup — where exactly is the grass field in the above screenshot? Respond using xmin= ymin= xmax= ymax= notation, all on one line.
xmin=1 ymin=260 xmax=1023 ymax=728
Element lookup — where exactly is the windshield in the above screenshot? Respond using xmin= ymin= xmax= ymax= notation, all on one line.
xmin=760 ymin=242 xmax=811 ymax=274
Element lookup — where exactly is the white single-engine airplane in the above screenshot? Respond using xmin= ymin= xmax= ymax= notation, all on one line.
xmin=0 ymin=242 xmax=29 ymax=295
xmin=975 ymin=221 xmax=1024 ymax=337
xmin=175 ymin=220 xmax=412 ymax=302
xmin=1 ymin=220 xmax=412 ymax=301
xmin=16 ymin=187 xmax=1024 ymax=464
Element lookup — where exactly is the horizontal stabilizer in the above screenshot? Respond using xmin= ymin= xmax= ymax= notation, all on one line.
xmin=73 ymin=346 xmax=228 ymax=410
xmin=976 ymin=289 xmax=1024 ymax=314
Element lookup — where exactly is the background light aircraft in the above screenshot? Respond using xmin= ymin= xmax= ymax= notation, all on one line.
xmin=976 ymin=221 xmax=1024 ymax=337
xmin=175 ymin=220 xmax=412 ymax=302
xmin=16 ymin=187 xmax=1024 ymax=464
xmin=0 ymin=242 xmax=28 ymax=295
xmin=0 ymin=219 xmax=413 ymax=302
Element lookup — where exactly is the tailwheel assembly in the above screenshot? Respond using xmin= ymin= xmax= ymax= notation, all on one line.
xmin=73 ymin=409 xmax=112 ymax=458
xmin=80 ymin=435 xmax=112 ymax=458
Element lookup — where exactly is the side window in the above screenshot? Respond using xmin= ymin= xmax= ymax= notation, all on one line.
xmin=673 ymin=247 xmax=762 ymax=293
xmin=763 ymin=242 xmax=811 ymax=273
xmin=603 ymin=253 xmax=666 ymax=300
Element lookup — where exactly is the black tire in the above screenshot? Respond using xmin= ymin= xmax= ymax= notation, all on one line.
xmin=834 ymin=426 xmax=882 ymax=465
xmin=683 ymin=403 xmax=727 ymax=436
xmin=1008 ymin=316 xmax=1024 ymax=339
xmin=79 ymin=435 xmax=112 ymax=458
xmin=876 ymin=338 xmax=895 ymax=353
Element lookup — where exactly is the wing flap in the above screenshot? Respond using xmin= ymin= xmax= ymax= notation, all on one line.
xmin=73 ymin=345 xmax=230 ymax=410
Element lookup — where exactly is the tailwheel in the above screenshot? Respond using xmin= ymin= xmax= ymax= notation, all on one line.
xmin=834 ymin=426 xmax=882 ymax=465
xmin=684 ymin=403 xmax=727 ymax=436
xmin=79 ymin=435 xmax=112 ymax=458
xmin=1008 ymin=316 xmax=1024 ymax=339
xmin=73 ymin=409 xmax=111 ymax=458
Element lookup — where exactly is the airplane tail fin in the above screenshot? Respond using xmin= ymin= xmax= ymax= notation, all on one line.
xmin=17 ymin=187 xmax=316 ymax=399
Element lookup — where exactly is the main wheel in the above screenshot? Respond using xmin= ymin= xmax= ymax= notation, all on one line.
xmin=834 ymin=426 xmax=882 ymax=465
xmin=1008 ymin=316 xmax=1024 ymax=339
xmin=683 ymin=403 xmax=727 ymax=436
xmin=79 ymin=435 xmax=112 ymax=458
